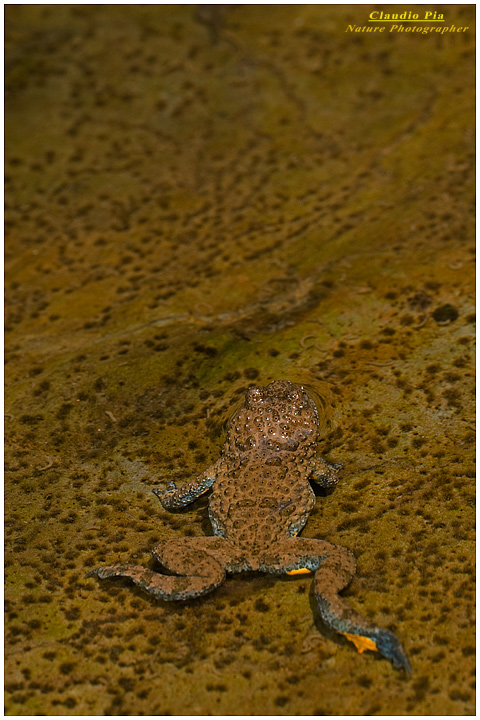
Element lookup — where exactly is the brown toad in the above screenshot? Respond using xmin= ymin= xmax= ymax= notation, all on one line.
xmin=89 ymin=380 xmax=410 ymax=671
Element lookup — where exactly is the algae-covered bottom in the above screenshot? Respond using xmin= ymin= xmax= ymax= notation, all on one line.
xmin=5 ymin=4 xmax=475 ymax=716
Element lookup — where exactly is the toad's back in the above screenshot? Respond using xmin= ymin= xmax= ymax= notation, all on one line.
xmin=208 ymin=381 xmax=320 ymax=550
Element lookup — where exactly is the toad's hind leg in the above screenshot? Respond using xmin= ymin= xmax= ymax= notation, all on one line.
xmin=312 ymin=542 xmax=411 ymax=672
xmin=261 ymin=537 xmax=410 ymax=672
xmin=88 ymin=536 xmax=231 ymax=601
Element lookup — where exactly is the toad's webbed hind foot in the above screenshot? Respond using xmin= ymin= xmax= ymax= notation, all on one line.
xmin=340 ymin=626 xmax=411 ymax=672
xmin=371 ymin=628 xmax=411 ymax=672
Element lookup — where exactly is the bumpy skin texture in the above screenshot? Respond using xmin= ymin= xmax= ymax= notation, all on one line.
xmin=89 ymin=381 xmax=410 ymax=672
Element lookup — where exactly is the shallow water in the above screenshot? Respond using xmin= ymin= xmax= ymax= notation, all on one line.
xmin=5 ymin=5 xmax=475 ymax=715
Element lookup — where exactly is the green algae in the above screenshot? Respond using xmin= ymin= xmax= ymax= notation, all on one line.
xmin=5 ymin=4 xmax=475 ymax=715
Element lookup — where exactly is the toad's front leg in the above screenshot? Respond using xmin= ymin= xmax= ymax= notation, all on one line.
xmin=309 ymin=455 xmax=343 ymax=489
xmin=154 ymin=459 xmax=222 ymax=510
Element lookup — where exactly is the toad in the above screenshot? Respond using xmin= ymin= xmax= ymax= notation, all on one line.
xmin=88 ymin=380 xmax=410 ymax=671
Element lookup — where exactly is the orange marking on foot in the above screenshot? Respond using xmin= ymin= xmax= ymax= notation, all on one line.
xmin=343 ymin=633 xmax=378 ymax=654
xmin=286 ymin=568 xmax=312 ymax=576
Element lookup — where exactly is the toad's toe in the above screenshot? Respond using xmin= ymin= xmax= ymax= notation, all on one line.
xmin=86 ymin=564 xmax=128 ymax=579
xmin=344 ymin=628 xmax=411 ymax=672
xmin=374 ymin=628 xmax=411 ymax=672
